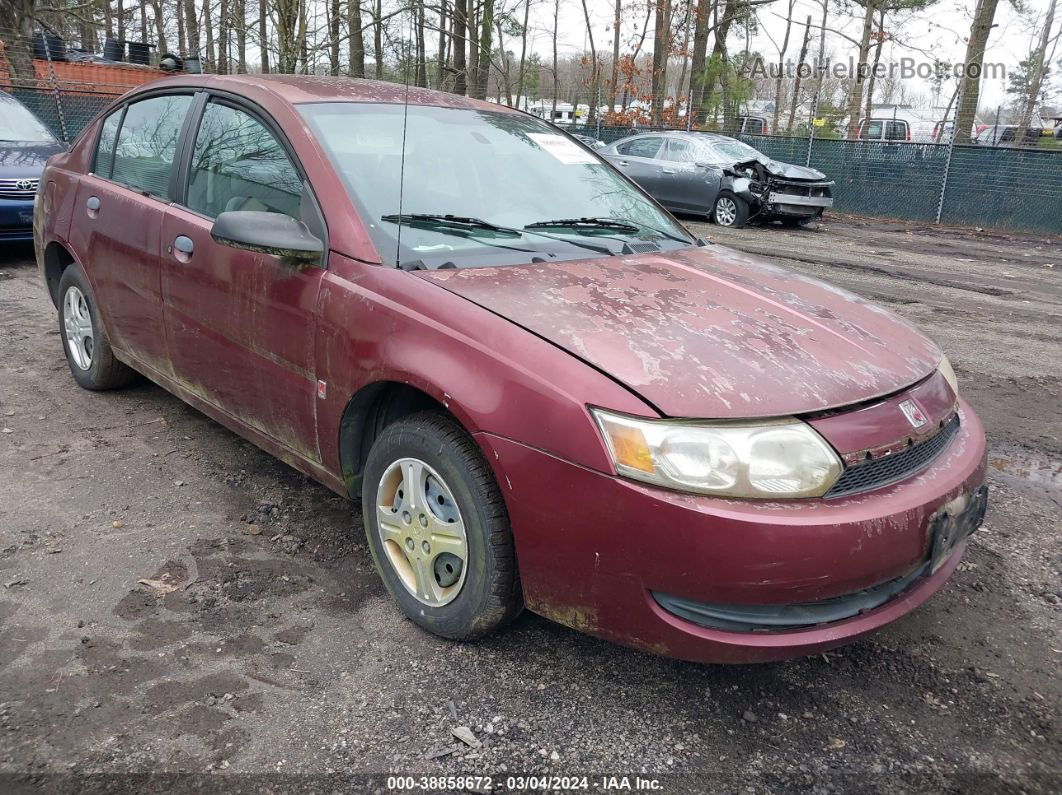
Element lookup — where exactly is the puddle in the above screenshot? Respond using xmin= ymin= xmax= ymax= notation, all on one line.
xmin=988 ymin=449 xmax=1062 ymax=488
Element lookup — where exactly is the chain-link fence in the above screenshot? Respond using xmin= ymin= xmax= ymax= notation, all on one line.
xmin=568 ymin=124 xmax=1062 ymax=236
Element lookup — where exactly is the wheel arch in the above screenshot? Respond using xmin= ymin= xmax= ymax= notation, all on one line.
xmin=338 ymin=380 xmax=477 ymax=499
xmin=43 ymin=240 xmax=77 ymax=308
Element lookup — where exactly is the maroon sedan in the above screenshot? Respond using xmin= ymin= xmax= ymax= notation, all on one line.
xmin=34 ymin=75 xmax=987 ymax=663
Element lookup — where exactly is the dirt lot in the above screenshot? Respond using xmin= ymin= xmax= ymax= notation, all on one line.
xmin=1 ymin=216 xmax=1059 ymax=793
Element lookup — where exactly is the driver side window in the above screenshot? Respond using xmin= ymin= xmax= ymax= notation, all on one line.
xmin=186 ymin=101 xmax=303 ymax=219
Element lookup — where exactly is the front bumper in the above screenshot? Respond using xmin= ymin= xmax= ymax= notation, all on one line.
xmin=477 ymin=399 xmax=986 ymax=664
xmin=0 ymin=199 xmax=36 ymax=242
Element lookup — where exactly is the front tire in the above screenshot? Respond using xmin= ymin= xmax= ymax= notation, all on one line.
xmin=57 ymin=263 xmax=138 ymax=390
xmin=713 ymin=192 xmax=749 ymax=228
xmin=362 ymin=411 xmax=522 ymax=640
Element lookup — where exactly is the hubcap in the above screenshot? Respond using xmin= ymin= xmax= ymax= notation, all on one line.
xmin=716 ymin=197 xmax=737 ymax=226
xmin=63 ymin=286 xmax=94 ymax=370
xmin=375 ymin=458 xmax=468 ymax=607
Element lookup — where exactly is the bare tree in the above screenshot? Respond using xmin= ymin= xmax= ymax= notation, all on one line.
xmin=954 ymin=0 xmax=999 ymax=143
xmin=1015 ymin=0 xmax=1058 ymax=139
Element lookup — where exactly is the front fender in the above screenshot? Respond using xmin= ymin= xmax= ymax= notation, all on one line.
xmin=313 ymin=253 xmax=657 ymax=483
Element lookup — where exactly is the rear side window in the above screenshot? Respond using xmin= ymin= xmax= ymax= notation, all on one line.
xmin=617 ymin=137 xmax=663 ymax=158
xmin=885 ymin=121 xmax=907 ymax=140
xmin=861 ymin=120 xmax=883 ymax=140
xmin=93 ymin=109 xmax=121 ymax=178
xmin=110 ymin=94 xmax=193 ymax=197
xmin=185 ymin=102 xmax=302 ymax=219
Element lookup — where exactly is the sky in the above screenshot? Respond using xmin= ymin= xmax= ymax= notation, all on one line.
xmin=516 ymin=0 xmax=1059 ymax=111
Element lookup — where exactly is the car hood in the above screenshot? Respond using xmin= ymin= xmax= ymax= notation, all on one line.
xmin=417 ymin=245 xmax=941 ymax=418
xmin=733 ymin=155 xmax=828 ymax=182
xmin=0 ymin=141 xmax=65 ymax=175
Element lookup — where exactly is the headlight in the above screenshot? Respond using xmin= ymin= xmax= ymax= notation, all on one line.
xmin=591 ymin=408 xmax=842 ymax=499
xmin=938 ymin=355 xmax=959 ymax=397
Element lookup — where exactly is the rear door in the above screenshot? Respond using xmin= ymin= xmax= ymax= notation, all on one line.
xmin=161 ymin=96 xmax=324 ymax=460
xmin=69 ymin=93 xmax=195 ymax=376
xmin=656 ymin=137 xmax=718 ymax=213
xmin=607 ymin=136 xmax=665 ymax=194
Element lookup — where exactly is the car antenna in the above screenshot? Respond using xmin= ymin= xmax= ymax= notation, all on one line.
xmin=395 ymin=8 xmax=413 ymax=266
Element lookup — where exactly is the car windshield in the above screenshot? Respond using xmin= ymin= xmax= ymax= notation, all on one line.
xmin=300 ymin=102 xmax=694 ymax=267
xmin=0 ymin=99 xmax=58 ymax=144
xmin=702 ymin=138 xmax=761 ymax=162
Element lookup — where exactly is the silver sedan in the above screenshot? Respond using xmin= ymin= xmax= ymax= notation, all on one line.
xmin=600 ymin=131 xmax=834 ymax=228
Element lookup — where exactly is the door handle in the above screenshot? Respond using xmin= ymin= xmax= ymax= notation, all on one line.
xmin=85 ymin=195 xmax=100 ymax=218
xmin=662 ymin=168 xmax=676 ymax=174
xmin=618 ymin=160 xmax=629 ymax=167
xmin=171 ymin=235 xmax=194 ymax=263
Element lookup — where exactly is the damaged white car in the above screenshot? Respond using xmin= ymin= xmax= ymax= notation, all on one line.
xmin=600 ymin=131 xmax=834 ymax=228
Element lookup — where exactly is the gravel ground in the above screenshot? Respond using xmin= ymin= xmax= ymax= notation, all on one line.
xmin=0 ymin=215 xmax=1059 ymax=794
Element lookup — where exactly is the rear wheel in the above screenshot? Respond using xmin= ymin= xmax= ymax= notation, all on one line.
xmin=57 ymin=263 xmax=138 ymax=390
xmin=713 ymin=192 xmax=749 ymax=228
xmin=362 ymin=411 xmax=522 ymax=640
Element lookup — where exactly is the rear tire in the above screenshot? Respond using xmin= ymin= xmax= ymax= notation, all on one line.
xmin=362 ymin=411 xmax=522 ymax=640
xmin=57 ymin=263 xmax=138 ymax=391
xmin=713 ymin=192 xmax=749 ymax=228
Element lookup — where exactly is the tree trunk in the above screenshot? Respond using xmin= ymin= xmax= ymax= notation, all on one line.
xmin=453 ymin=0 xmax=467 ymax=94
xmin=689 ymin=0 xmax=710 ymax=123
xmin=219 ymin=0 xmax=229 ymax=73
xmin=438 ymin=0 xmax=448 ymax=89
xmin=235 ymin=0 xmax=246 ymax=72
xmin=103 ymin=0 xmax=115 ymax=43
xmin=416 ymin=1 xmax=428 ymax=87
xmin=1015 ymin=0 xmax=1057 ymax=142
xmin=954 ymin=0 xmax=998 ymax=144
xmin=844 ymin=1 xmax=876 ymax=139
xmin=176 ymin=0 xmax=186 ymax=54
xmin=4 ymin=0 xmax=36 ymax=81
xmin=863 ymin=8 xmax=886 ymax=125
xmin=348 ymin=0 xmax=365 ymax=77
xmin=579 ymin=0 xmax=599 ymax=123
xmin=258 ymin=0 xmax=269 ymax=72
xmin=184 ymin=0 xmax=199 ymax=56
xmin=152 ymin=0 xmax=168 ymax=55
xmin=650 ymin=0 xmax=672 ymax=124
xmin=117 ymin=0 xmax=125 ymax=47
xmin=608 ymin=0 xmax=622 ymax=112
xmin=467 ymin=4 xmax=479 ymax=96
xmin=551 ymin=0 xmax=559 ymax=117
xmin=516 ymin=0 xmax=530 ymax=108
xmin=204 ymin=0 xmax=215 ymax=72
xmin=474 ymin=0 xmax=494 ymax=100
xmin=329 ymin=0 xmax=341 ymax=75
xmin=373 ymin=0 xmax=383 ymax=78
xmin=772 ymin=0 xmax=795 ymax=134
xmin=786 ymin=15 xmax=811 ymax=133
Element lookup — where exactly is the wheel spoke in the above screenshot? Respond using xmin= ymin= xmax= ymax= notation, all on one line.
xmin=376 ymin=505 xmax=406 ymax=544
xmin=402 ymin=460 xmax=429 ymax=512
xmin=412 ymin=555 xmax=443 ymax=602
xmin=429 ymin=523 xmax=466 ymax=560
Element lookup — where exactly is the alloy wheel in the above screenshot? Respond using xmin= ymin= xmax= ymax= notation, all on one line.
xmin=375 ymin=457 xmax=468 ymax=607
xmin=63 ymin=286 xmax=94 ymax=370
xmin=715 ymin=197 xmax=738 ymax=226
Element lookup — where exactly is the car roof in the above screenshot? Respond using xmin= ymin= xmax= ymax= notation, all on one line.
xmin=123 ymin=73 xmax=521 ymax=114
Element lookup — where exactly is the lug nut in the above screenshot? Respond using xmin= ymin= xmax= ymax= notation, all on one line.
xmin=422 ymin=541 xmax=430 ymax=554
xmin=405 ymin=538 xmax=414 ymax=551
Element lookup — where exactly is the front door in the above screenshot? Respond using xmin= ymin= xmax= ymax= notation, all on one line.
xmin=69 ymin=93 xmax=195 ymax=376
xmin=161 ymin=98 xmax=323 ymax=461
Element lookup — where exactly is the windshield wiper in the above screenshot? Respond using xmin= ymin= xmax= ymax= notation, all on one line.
xmin=525 ymin=216 xmax=640 ymax=232
xmin=382 ymin=212 xmax=614 ymax=257
xmin=527 ymin=216 xmax=693 ymax=245
xmin=381 ymin=213 xmax=522 ymax=236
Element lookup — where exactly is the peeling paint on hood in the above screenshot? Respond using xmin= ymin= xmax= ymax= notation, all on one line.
xmin=417 ymin=245 xmax=942 ymax=418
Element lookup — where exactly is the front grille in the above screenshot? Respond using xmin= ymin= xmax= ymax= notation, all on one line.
xmin=0 ymin=177 xmax=39 ymax=200
xmin=825 ymin=414 xmax=961 ymax=499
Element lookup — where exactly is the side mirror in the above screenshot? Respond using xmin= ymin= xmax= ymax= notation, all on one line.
xmin=210 ymin=210 xmax=323 ymax=266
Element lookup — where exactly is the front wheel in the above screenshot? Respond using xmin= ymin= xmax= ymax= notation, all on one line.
xmin=713 ymin=192 xmax=749 ymax=228
xmin=362 ymin=411 xmax=522 ymax=640
xmin=57 ymin=263 xmax=138 ymax=390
